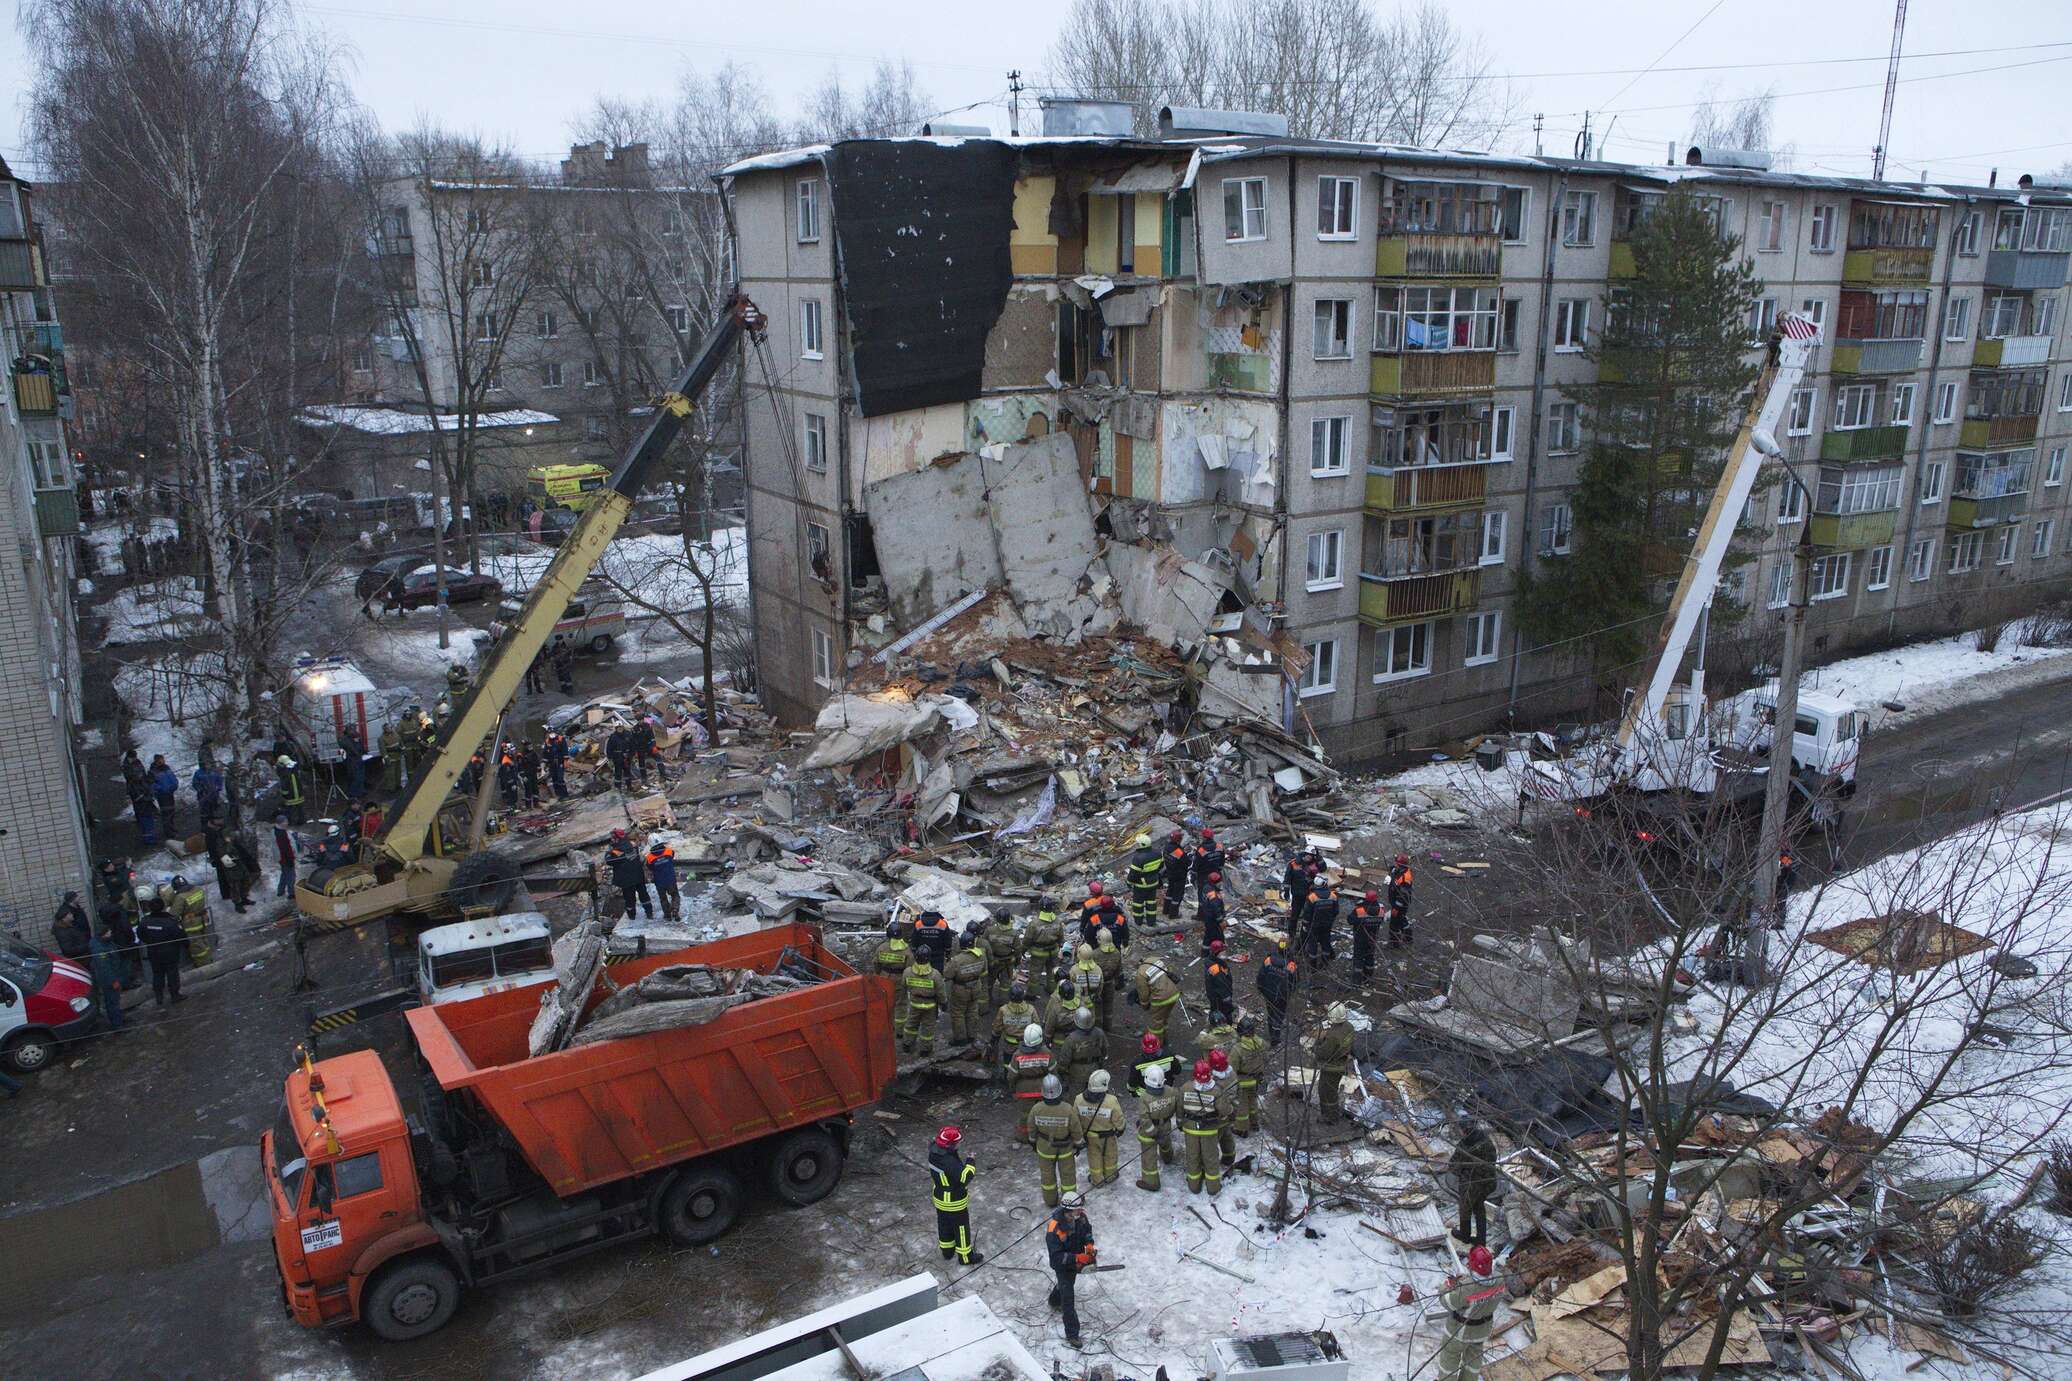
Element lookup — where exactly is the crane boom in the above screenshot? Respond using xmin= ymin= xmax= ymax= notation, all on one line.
xmin=1613 ymin=313 xmax=1822 ymax=759
xmin=376 ymin=294 xmax=764 ymax=866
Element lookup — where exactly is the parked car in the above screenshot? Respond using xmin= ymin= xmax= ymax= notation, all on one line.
xmin=386 ymin=566 xmax=502 ymax=610
xmin=0 ymin=933 xmax=98 ymax=1073
xmin=355 ymin=554 xmax=421 ymax=601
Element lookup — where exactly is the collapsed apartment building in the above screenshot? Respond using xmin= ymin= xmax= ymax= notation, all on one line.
xmin=721 ymin=102 xmax=2072 ymax=762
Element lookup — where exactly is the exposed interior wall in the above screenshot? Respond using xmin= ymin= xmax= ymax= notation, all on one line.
xmin=1009 ymin=175 xmax=1060 ymax=275
xmin=857 ymin=403 xmax=968 ymax=488
xmin=981 ymin=286 xmax=1059 ymax=390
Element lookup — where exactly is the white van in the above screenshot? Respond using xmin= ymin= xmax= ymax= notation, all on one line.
xmin=416 ymin=913 xmax=555 ymax=1007
xmin=1717 ymin=686 xmax=1865 ymax=793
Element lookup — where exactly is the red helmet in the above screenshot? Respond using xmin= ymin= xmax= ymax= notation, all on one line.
xmin=611 ymin=827 xmax=629 ymax=841
xmin=1140 ymin=1032 xmax=1161 ymax=1054
xmin=1208 ymin=1049 xmax=1230 ymax=1073
xmin=1088 ymin=881 xmax=1104 ymax=897
xmin=1365 ymin=889 xmax=1380 ymax=903
xmin=935 ymin=1126 xmax=961 ymax=1148
xmin=1468 ymin=1245 xmax=1494 ymax=1276
xmin=1208 ymin=939 xmax=1224 ymax=953
xmin=1169 ymin=829 xmax=1184 ymax=842
xmin=1200 ymin=831 xmax=1215 ymax=843
xmin=1395 ymin=853 xmax=1411 ymax=867
xmin=1208 ymin=870 xmax=1222 ymax=883
xmin=1192 ymin=1059 xmax=1213 ymax=1083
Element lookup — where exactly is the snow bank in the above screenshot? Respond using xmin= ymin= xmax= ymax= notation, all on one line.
xmin=98 ymin=576 xmax=212 ymax=647
xmin=483 ymin=526 xmax=748 ymax=609
xmin=1797 ymin=621 xmax=2072 ymax=728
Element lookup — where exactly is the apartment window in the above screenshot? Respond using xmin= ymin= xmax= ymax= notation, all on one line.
xmin=1832 ymin=384 xmax=1877 ymax=431
xmin=1799 ymin=297 xmax=1826 ymax=335
xmin=1933 ymin=381 xmax=1959 ymax=424
xmin=1866 ymin=544 xmax=1893 ymax=590
xmin=1554 ymin=298 xmax=1589 ymax=352
xmin=1313 ymin=298 xmax=1353 ymax=359
xmin=2035 ymin=519 xmax=2056 ymax=558
xmin=624 ymin=281 xmax=644 ymax=304
xmin=1373 ymin=284 xmax=1498 ymax=351
xmin=1499 ymin=186 xmax=1529 ymax=243
xmin=474 ymin=310 xmax=497 ymax=343
xmin=1374 ymin=622 xmax=1432 ymax=681
xmin=1747 ymin=297 xmax=1778 ymax=341
xmin=2058 ymin=373 xmax=2072 ymax=411
xmin=1809 ymin=203 xmax=1837 ymax=252
xmin=1777 ymin=477 xmax=1805 ymax=523
xmin=1560 ymin=189 xmax=1596 ymax=246
xmin=1996 ymin=525 xmax=2019 ymax=565
xmin=1955 ymin=209 xmax=1981 ymax=257
xmin=800 ymin=298 xmax=824 ymax=358
xmin=1490 ymin=406 xmax=1514 ymax=461
xmin=804 ymin=524 xmax=833 ymax=588
xmin=350 ymin=343 xmax=372 ymax=373
xmin=795 ymin=178 xmax=821 ymax=241
xmin=465 ymin=206 xmax=489 ymax=235
xmin=484 ymin=366 xmax=503 ymax=391
xmin=1499 ymin=297 xmax=1522 ymax=353
xmin=2036 ymin=295 xmax=2058 ymax=336
xmin=1305 ymin=530 xmax=1344 ymax=590
xmin=1907 ymin=537 xmax=1936 ymax=582
xmin=1984 ymin=293 xmax=2026 ymax=340
xmin=1948 ymin=531 xmax=1983 ymax=573
xmin=1539 ymin=501 xmax=1573 ymax=555
xmin=541 ymin=361 xmax=563 ymax=388
xmin=1479 ymin=510 xmax=1506 ymax=564
xmin=584 ymin=416 xmax=607 ymax=440
xmin=811 ymin=628 xmax=835 ymax=686
xmin=536 ymin=309 xmax=558 ymax=339
xmin=804 ymin=413 xmax=828 ymax=473
xmin=1942 ymin=295 xmax=1971 ymax=342
xmin=583 ymin=360 xmax=600 ymax=387
xmin=1317 ymin=177 xmax=1358 ymax=239
xmin=468 ymin=260 xmax=493 ymax=288
xmin=1787 ymin=388 xmax=1816 ymax=436
xmin=665 ymin=305 xmax=690 ymax=334
xmin=1919 ymin=459 xmax=1945 ymax=504
xmin=1464 ymin=610 xmax=1501 ymax=666
xmin=1223 ymin=177 xmax=1267 ymax=241
xmin=1767 ymin=561 xmax=1792 ymax=609
xmin=1310 ymin=415 xmax=1350 ymax=475
xmin=1810 ymin=552 xmax=1851 ymax=601
xmin=1757 ymin=200 xmax=1787 ymax=252
xmin=1299 ymin=638 xmax=1339 ymax=697
xmin=1890 ymin=382 xmax=1916 ymax=427
xmin=2047 ymin=446 xmax=2066 ymax=487
xmin=1546 ymin=402 xmax=1580 ymax=454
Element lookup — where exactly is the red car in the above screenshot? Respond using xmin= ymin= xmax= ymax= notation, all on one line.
xmin=1 ymin=933 xmax=98 ymax=1072
xmin=383 ymin=565 xmax=503 ymax=611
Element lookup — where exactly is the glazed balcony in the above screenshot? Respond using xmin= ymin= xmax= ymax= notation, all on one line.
xmin=1841 ymin=245 xmax=1933 ymax=286
xmin=1363 ymin=462 xmax=1490 ymax=516
xmin=1983 ymin=248 xmax=2070 ymax=291
xmin=1357 ymin=568 xmax=1480 ymax=627
xmin=32 ymin=487 xmax=80 ymax=538
xmin=1369 ymin=350 xmax=1494 ymax=397
xmin=1972 ymin=334 xmax=2051 ymax=369
xmin=1830 ymin=337 xmax=1924 ymax=374
xmin=1819 ymin=425 xmax=1908 ymax=462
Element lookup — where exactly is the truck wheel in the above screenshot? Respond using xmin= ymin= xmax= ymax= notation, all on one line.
xmin=363 ymin=1257 xmax=461 ymax=1341
xmin=448 ymin=851 xmax=520 ymax=912
xmin=4 ymin=1029 xmax=57 ymax=1074
xmin=768 ymin=1128 xmax=844 ymax=1207
xmin=588 ymin=633 xmax=614 ymax=654
xmin=656 ymin=1166 xmax=743 ymax=1245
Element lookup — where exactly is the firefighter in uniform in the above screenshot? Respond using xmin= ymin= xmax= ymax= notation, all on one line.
xmin=1161 ymin=829 xmax=1190 ymax=919
xmin=1129 ymin=1031 xmax=1179 ymax=1093
xmin=1207 ymin=1048 xmax=1239 ymax=1167
xmin=992 ymin=980 xmax=1038 ymax=1063
xmin=1203 ymin=940 xmax=1235 ymax=1024
xmin=1437 ymin=1246 xmax=1502 ymax=1381
xmin=1258 ymin=945 xmax=1297 ymax=1043
xmin=1125 ymin=833 xmax=1164 ymax=939
xmin=1075 ymin=1068 xmax=1126 ymax=1187
xmin=1180 ymin=1059 xmax=1223 ymax=1195
xmin=1192 ymin=830 xmax=1226 ymax=909
xmin=1069 ymin=943 xmax=1105 ymax=1023
xmin=1351 ymin=887 xmax=1387 ymax=976
xmin=1057 ymin=1006 xmax=1105 ymax=1092
xmin=1023 ymin=900 xmax=1065 ymax=977
xmin=1387 ymin=853 xmax=1415 ymax=948
xmin=1197 ymin=873 xmax=1228 ymax=955
xmin=1006 ymin=1024 xmax=1054 ymax=1142
xmin=1029 ymin=1074 xmax=1086 ymax=1208
xmin=1231 ymin=1014 xmax=1268 ymax=1134
xmin=1091 ymin=927 xmax=1124 ymax=1030
xmin=928 ymin=1126 xmax=982 ymax=1265
xmin=169 ymin=874 xmax=214 ymax=963
xmin=943 ymin=930 xmax=990 ymax=1047
xmin=874 ymin=920 xmax=913 ymax=1032
xmin=983 ymin=917 xmax=1023 ymax=1002
xmin=1314 ymin=1002 xmax=1355 ymax=1124
xmin=1133 ymin=1062 xmax=1180 ymax=1190
xmin=1043 ymin=976 xmax=1083 ymax=1043
xmin=902 ymin=953 xmax=942 ymax=1053
xmin=1132 ymin=957 xmax=1181 ymax=1042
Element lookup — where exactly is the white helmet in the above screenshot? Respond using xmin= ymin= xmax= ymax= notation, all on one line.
xmin=1042 ymin=1074 xmax=1064 ymax=1099
xmin=1088 ymin=1069 xmax=1111 ymax=1094
xmin=133 ymin=882 xmax=159 ymax=904
xmin=1328 ymin=1002 xmax=1349 ymax=1024
xmin=276 ymin=754 xmax=296 ymax=769
xmin=1142 ymin=1064 xmax=1166 ymax=1090
xmin=1022 ymin=1022 xmax=1044 ymax=1047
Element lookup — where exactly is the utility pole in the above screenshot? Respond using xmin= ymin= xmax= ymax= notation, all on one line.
xmin=1754 ymin=478 xmax=1814 ymax=938
xmin=1008 ymin=70 xmax=1024 ymax=137
xmin=429 ymin=418 xmax=451 ymax=651
xmin=1872 ymin=0 xmax=1909 ymax=179
xmin=1533 ymin=113 xmax=1543 ymax=156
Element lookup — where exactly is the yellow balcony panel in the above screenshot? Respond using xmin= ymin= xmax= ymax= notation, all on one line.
xmin=1819 ymin=426 xmax=1908 ymax=462
xmin=1368 ymin=350 xmax=1494 ymax=397
xmin=1842 ymin=245 xmax=1933 ymax=285
xmin=1808 ymin=509 xmax=1897 ymax=550
xmin=1959 ymin=415 xmax=2039 ymax=448
xmin=12 ymin=370 xmax=58 ymax=415
xmin=1363 ymin=463 xmax=1490 ymax=516
xmin=1831 ymin=337 xmax=1924 ymax=374
xmin=1358 ymin=569 xmax=1480 ymax=627
xmin=1971 ymin=335 xmax=2051 ymax=370
xmin=1608 ymin=241 xmax=1636 ymax=279
xmin=1375 ymin=233 xmax=1500 ymax=279
xmin=1946 ymin=492 xmax=2029 ymax=529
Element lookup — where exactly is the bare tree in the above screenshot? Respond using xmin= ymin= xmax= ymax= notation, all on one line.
xmin=796 ymin=59 xmax=934 ymax=143
xmin=1688 ymin=84 xmax=1784 ymax=156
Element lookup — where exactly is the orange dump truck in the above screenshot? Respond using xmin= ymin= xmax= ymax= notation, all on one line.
xmin=263 ymin=923 xmax=896 ymax=1340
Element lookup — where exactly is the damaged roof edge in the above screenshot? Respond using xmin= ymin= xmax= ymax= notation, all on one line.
xmin=718 ymin=135 xmax=1179 ymax=181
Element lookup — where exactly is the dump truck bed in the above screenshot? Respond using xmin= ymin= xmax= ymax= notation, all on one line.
xmin=406 ymin=923 xmax=897 ymax=1197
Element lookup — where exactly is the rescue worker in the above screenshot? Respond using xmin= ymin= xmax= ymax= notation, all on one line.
xmin=605 ymin=830 xmax=652 ymax=918
xmin=992 ymin=980 xmax=1038 ymax=1064
xmin=1091 ymin=927 xmax=1124 ymax=1031
xmin=458 ymin=749 xmax=485 ymax=799
xmin=213 ymin=850 xmax=252 ymax=914
xmin=1057 ymin=1006 xmax=1105 ymax=1091
xmin=903 ymin=950 xmax=943 ymax=1054
xmin=913 ymin=909 xmax=954 ymax=971
xmin=1193 ymin=830 xmax=1226 ymax=909
xmin=1258 ymin=946 xmax=1297 ymax=1044
xmin=1231 ymin=1015 xmax=1268 ymax=1134
xmin=1314 ymin=1002 xmax=1355 ymax=1125
xmin=496 ymin=748 xmax=521 ymax=808
xmin=982 ymin=915 xmax=1022 ymax=1002
xmin=445 ymin=660 xmax=471 ymax=700
xmin=433 ymin=698 xmax=453 ymax=734
xmin=1450 ymin=1114 xmax=1498 ymax=1246
xmin=1204 ymin=939 xmax=1235 ymax=1024
xmin=1304 ymin=875 xmax=1340 ymax=969
xmin=1194 ymin=1008 xmax=1237 ymax=1067
xmin=378 ymin=718 xmax=402 ymax=793
xmin=1282 ymin=850 xmax=1313 ymax=928
xmin=645 ymin=841 xmax=680 ymax=921
xmin=339 ymin=723 xmax=368 ymax=798
xmin=874 ymin=920 xmax=913 ymax=1030
xmin=1068 ymin=943 xmax=1105 ymax=1023
xmin=51 ymin=892 xmax=91 ymax=960
xmin=1351 ymin=887 xmax=1387 ymax=976
xmin=543 ymin=731 xmax=571 ymax=800
xmin=275 ymin=754 xmax=306 ymax=825
xmin=1023 ymin=898 xmax=1065 ymax=976
xmin=1387 ymin=853 xmax=1415 ymax=948
xmin=1133 ymin=1062 xmax=1180 ymax=1190
xmin=1132 ymin=956 xmax=1181 ymax=1042
xmin=1029 ymin=1074 xmax=1086 ymax=1208
xmin=314 ymin=822 xmax=351 ymax=872
xmin=1197 ymin=872 xmax=1228 ymax=955
xmin=1161 ymin=829 xmax=1190 ymax=919
xmin=169 ymin=873 xmax=212 ymax=964
xmin=1436 ymin=1246 xmax=1502 ymax=1381
xmin=518 ymin=740 xmax=543 ymax=808
xmin=149 ymin=755 xmax=179 ymax=832
xmin=1006 ymin=1023 xmax=1054 ymax=1142
xmin=1125 ymin=832 xmax=1164 ymax=938
xmin=1130 ymin=1031 xmax=1180 ymax=1093
xmin=1045 ymin=1197 xmax=1096 ymax=1346
xmin=1777 ymin=846 xmax=1799 ymax=902
xmin=1043 ymin=976 xmax=1082 ymax=1043
xmin=272 ymin=814 xmax=298 ymax=898
xmin=136 ymin=892 xmax=188 ymax=1010
xmin=928 ymin=1126 xmax=983 ymax=1266
xmin=1080 ymin=881 xmax=1126 ymax=950
xmin=1075 ymin=1068 xmax=1126 ymax=1187
xmin=943 ymin=930 xmax=991 ymax=1048
xmin=605 ymin=726 xmax=633 ymax=790
xmin=1208 ymin=1047 xmax=1239 ymax=1166
xmin=552 ymin=639 xmax=576 ymax=695
xmin=630 ymin=720 xmax=659 ymax=785
xmin=1180 ymin=1059 xmax=1223 ymax=1196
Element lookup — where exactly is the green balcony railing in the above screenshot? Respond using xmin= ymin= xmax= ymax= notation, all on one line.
xmin=1841 ymin=245 xmax=1933 ymax=285
xmin=1947 ymin=492 xmax=2029 ymax=529
xmin=1971 ymin=335 xmax=2051 ymax=369
xmin=1831 ymin=337 xmax=1924 ymax=374
xmin=0 ymin=237 xmax=41 ymax=289
xmin=1819 ymin=425 xmax=1909 ymax=462
xmin=1808 ymin=508 xmax=1897 ymax=550
xmin=32 ymin=488 xmax=79 ymax=538
xmin=1357 ymin=568 xmax=1479 ymax=627
xmin=1608 ymin=241 xmax=1636 ymax=279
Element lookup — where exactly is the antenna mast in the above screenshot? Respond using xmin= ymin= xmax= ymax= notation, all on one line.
xmin=1871 ymin=0 xmax=1908 ymax=179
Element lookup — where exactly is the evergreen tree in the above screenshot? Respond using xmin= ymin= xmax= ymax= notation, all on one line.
xmin=1519 ymin=186 xmax=1764 ymax=685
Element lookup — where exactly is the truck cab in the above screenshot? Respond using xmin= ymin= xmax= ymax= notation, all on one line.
xmin=416 ymin=913 xmax=553 ymax=1007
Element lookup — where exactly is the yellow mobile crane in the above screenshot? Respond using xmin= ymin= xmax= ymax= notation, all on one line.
xmin=295 ymin=295 xmax=765 ymax=932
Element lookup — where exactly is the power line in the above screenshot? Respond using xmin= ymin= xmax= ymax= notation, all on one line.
xmin=1599 ymin=0 xmax=1731 ymax=115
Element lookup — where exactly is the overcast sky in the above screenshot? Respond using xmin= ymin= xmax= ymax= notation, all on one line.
xmin=2 ymin=0 xmax=2066 ymax=186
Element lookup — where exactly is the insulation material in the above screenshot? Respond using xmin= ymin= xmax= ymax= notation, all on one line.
xmin=981 ymin=287 xmax=1059 ymax=390
xmin=1096 ymin=287 xmax=1155 ymax=327
xmin=967 ymin=395 xmax=1055 ymax=447
xmin=859 ymin=403 xmax=969 ymax=486
xmin=827 ymin=141 xmax=1018 ymax=417
xmin=1161 ymin=399 xmax=1279 ymax=507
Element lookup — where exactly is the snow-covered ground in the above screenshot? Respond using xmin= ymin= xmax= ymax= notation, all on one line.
xmin=98 ymin=575 xmax=212 ymax=646
xmin=80 ymin=514 xmax=177 ymax=565
xmin=482 ymin=526 xmax=747 ymax=609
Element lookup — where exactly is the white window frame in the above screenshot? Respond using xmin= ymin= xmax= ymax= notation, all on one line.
xmin=1908 ymin=537 xmax=1935 ymax=582
xmin=800 ymin=298 xmax=824 ymax=359
xmin=665 ymin=304 xmax=690 ymax=334
xmin=1933 ymin=381 xmax=1959 ymax=424
xmin=1768 ymin=561 xmax=1792 ymax=609
xmin=1810 ymin=552 xmax=1851 ymax=601
xmin=1786 ymin=388 xmax=1815 ymax=436
xmin=1304 ymin=530 xmax=1344 ymax=592
xmin=1919 ymin=459 xmax=1945 ymax=505
xmin=2035 ymin=518 xmax=2056 ymax=558
xmin=1479 ymin=510 xmax=1506 ymax=565
xmin=474 ymin=310 xmax=498 ymax=343
xmin=1540 ymin=501 xmax=1573 ymax=555
xmin=536 ymin=309 xmax=558 ymax=339
xmin=1560 ymin=189 xmax=1597 ymax=247
xmin=1546 ymin=402 xmax=1580 ymax=455
xmin=540 ymin=361 xmax=563 ymax=388
xmin=1310 ymin=415 xmax=1350 ymax=476
xmin=469 ymin=260 xmax=491 ymax=287
xmin=1312 ymin=297 xmax=1353 ymax=360
xmin=1747 ymin=297 xmax=1778 ymax=342
xmin=1499 ymin=186 xmax=1530 ymax=245
xmin=582 ymin=359 xmax=600 ymax=388
xmin=1948 ymin=530 xmax=1983 ymax=573
xmin=1799 ymin=297 xmax=1827 ymax=335
xmin=1373 ymin=621 xmax=1433 ymax=682
xmin=806 ymin=520 xmax=831 ymax=578
xmin=1463 ymin=610 xmax=1501 ymax=666
xmin=1890 ymin=382 xmax=1916 ymax=428
xmin=811 ymin=627 xmax=835 ymax=687
xmin=1554 ymin=298 xmax=1589 ymax=353
xmin=795 ymin=178 xmax=822 ymax=242
xmin=1777 ymin=477 xmax=1806 ymax=523
xmin=1317 ymin=176 xmax=1358 ymax=240
xmin=1865 ymin=544 xmax=1893 ymax=590
xmin=1223 ymin=177 xmax=1267 ymax=242
xmin=1757 ymin=200 xmax=1787 ymax=252
xmin=1832 ymin=384 xmax=1878 ymax=431
xmin=1943 ymin=295 xmax=1971 ymax=342
xmin=1809 ymin=203 xmax=1837 ymax=252
xmin=1490 ymin=406 xmax=1515 ymax=461
xmin=1299 ymin=638 xmax=1339 ymax=697
xmin=2058 ymin=372 xmax=2072 ymax=412
xmin=804 ymin=413 xmax=829 ymax=473
xmin=1955 ymin=209 xmax=1982 ymax=257
xmin=1996 ymin=525 xmax=2019 ymax=566
xmin=2046 ymin=445 xmax=2066 ymax=488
